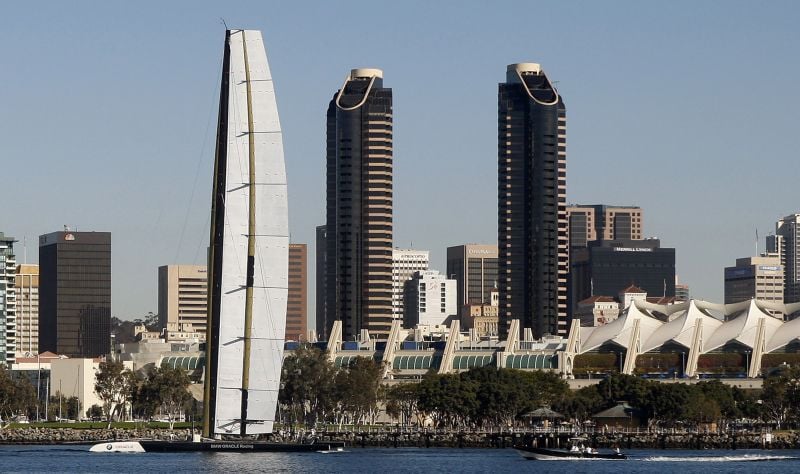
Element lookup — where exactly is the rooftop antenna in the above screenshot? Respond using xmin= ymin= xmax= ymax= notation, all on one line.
xmin=220 ymin=18 xmax=228 ymax=30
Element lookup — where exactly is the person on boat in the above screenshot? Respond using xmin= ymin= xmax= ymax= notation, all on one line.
xmin=614 ymin=446 xmax=621 ymax=454
xmin=570 ymin=445 xmax=580 ymax=453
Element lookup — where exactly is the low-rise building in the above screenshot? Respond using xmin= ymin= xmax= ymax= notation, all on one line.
xmin=461 ymin=290 xmax=500 ymax=337
xmin=49 ymin=357 xmax=133 ymax=419
xmin=575 ymin=296 xmax=620 ymax=327
xmin=461 ymin=304 xmax=499 ymax=338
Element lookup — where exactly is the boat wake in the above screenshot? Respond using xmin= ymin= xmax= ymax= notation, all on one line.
xmin=643 ymin=454 xmax=799 ymax=462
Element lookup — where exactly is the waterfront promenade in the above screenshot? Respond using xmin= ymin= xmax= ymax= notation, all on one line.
xmin=1 ymin=426 xmax=796 ymax=450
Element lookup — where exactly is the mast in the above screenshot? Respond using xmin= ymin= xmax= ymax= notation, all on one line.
xmin=202 ymin=29 xmax=231 ymax=439
xmin=240 ymin=29 xmax=257 ymax=436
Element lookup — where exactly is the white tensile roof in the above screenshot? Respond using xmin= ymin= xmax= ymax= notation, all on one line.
xmin=641 ymin=300 xmax=724 ymax=353
xmin=765 ymin=302 xmax=800 ymax=352
xmin=703 ymin=300 xmax=783 ymax=352
xmin=580 ymin=302 xmax=664 ymax=353
xmin=577 ymin=299 xmax=800 ymax=356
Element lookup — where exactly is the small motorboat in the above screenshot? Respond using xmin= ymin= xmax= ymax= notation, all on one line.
xmin=316 ymin=446 xmax=345 ymax=454
xmin=514 ymin=437 xmax=627 ymax=460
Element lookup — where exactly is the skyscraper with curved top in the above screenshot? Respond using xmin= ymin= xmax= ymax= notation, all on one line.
xmin=326 ymin=69 xmax=393 ymax=340
xmin=498 ymin=63 xmax=568 ymax=338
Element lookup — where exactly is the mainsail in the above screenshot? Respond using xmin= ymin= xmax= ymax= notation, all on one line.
xmin=203 ymin=29 xmax=288 ymax=437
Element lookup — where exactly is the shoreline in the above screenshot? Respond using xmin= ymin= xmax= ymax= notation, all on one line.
xmin=2 ymin=428 xmax=799 ymax=450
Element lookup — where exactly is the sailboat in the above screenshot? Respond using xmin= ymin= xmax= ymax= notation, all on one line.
xmin=91 ymin=29 xmax=343 ymax=453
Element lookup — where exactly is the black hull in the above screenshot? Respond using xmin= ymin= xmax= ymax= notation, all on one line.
xmin=140 ymin=440 xmax=345 ymax=453
xmin=514 ymin=445 xmax=627 ymax=460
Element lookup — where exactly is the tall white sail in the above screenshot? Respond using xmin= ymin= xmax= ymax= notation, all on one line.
xmin=204 ymin=29 xmax=288 ymax=436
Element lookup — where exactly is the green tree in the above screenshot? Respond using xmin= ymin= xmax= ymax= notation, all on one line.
xmin=0 ymin=367 xmax=37 ymax=424
xmin=760 ymin=365 xmax=800 ymax=428
xmin=685 ymin=393 xmax=721 ymax=426
xmin=334 ymin=357 xmax=383 ymax=426
xmin=87 ymin=404 xmax=104 ymax=420
xmin=279 ymin=346 xmax=337 ymax=426
xmin=94 ymin=360 xmax=136 ymax=427
xmin=695 ymin=380 xmax=740 ymax=427
xmin=417 ymin=373 xmax=477 ymax=428
xmin=596 ymin=373 xmax=651 ymax=410
xmin=147 ymin=366 xmax=192 ymax=429
xmin=554 ymin=384 xmax=603 ymax=423
xmin=385 ymin=383 xmax=420 ymax=427
xmin=644 ymin=382 xmax=695 ymax=427
xmin=47 ymin=394 xmax=81 ymax=421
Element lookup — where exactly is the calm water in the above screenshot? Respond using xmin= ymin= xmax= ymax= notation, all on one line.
xmin=1 ymin=446 xmax=800 ymax=473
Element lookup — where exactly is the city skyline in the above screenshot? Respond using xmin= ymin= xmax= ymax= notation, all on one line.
xmin=4 ymin=1 xmax=800 ymax=320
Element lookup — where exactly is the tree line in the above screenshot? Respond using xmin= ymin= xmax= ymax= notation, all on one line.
xmin=278 ymin=346 xmax=383 ymax=428
xmin=93 ymin=360 xmax=194 ymax=428
xmin=278 ymin=346 xmax=569 ymax=430
xmin=554 ymin=367 xmax=800 ymax=430
xmin=279 ymin=347 xmax=800 ymax=431
xmin=4 ymin=348 xmax=800 ymax=431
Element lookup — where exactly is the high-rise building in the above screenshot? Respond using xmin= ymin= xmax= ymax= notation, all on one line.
xmin=39 ymin=231 xmax=111 ymax=357
xmin=498 ymin=63 xmax=568 ymax=338
xmin=14 ymin=264 xmax=39 ymax=357
xmin=0 ymin=233 xmax=16 ymax=363
xmin=566 ymin=205 xmax=643 ymax=249
xmin=157 ymin=265 xmax=208 ymax=334
xmin=446 ymin=244 xmax=499 ymax=309
xmin=724 ymin=256 xmax=783 ymax=306
xmin=403 ymin=270 xmax=457 ymax=327
xmin=326 ymin=68 xmax=393 ymax=340
xmin=392 ymin=249 xmax=429 ymax=323
xmin=571 ymin=238 xmax=676 ymax=306
xmin=287 ymin=244 xmax=308 ymax=341
xmin=774 ymin=215 xmax=800 ymax=304
xmin=315 ymin=225 xmax=327 ymax=340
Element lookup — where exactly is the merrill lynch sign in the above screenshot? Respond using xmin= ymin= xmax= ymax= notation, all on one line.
xmin=613 ymin=247 xmax=653 ymax=252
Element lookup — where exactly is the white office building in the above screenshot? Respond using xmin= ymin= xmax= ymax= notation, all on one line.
xmin=404 ymin=270 xmax=457 ymax=327
xmin=392 ymin=249 xmax=429 ymax=322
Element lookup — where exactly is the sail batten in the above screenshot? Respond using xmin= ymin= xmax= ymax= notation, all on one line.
xmin=204 ymin=29 xmax=288 ymax=437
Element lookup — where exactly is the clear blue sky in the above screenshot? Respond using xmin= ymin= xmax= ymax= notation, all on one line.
xmin=3 ymin=1 xmax=799 ymax=320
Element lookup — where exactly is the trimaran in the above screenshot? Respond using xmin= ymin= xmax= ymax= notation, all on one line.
xmin=91 ymin=29 xmax=343 ymax=453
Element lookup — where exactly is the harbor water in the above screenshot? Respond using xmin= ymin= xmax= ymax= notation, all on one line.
xmin=2 ymin=446 xmax=800 ymax=473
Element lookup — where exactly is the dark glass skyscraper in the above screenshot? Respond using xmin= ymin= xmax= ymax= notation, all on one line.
xmin=498 ymin=63 xmax=568 ymax=338
xmin=315 ymin=224 xmax=328 ymax=340
xmin=39 ymin=231 xmax=111 ymax=357
xmin=326 ymin=69 xmax=393 ymax=340
xmin=571 ymin=238 xmax=676 ymax=303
